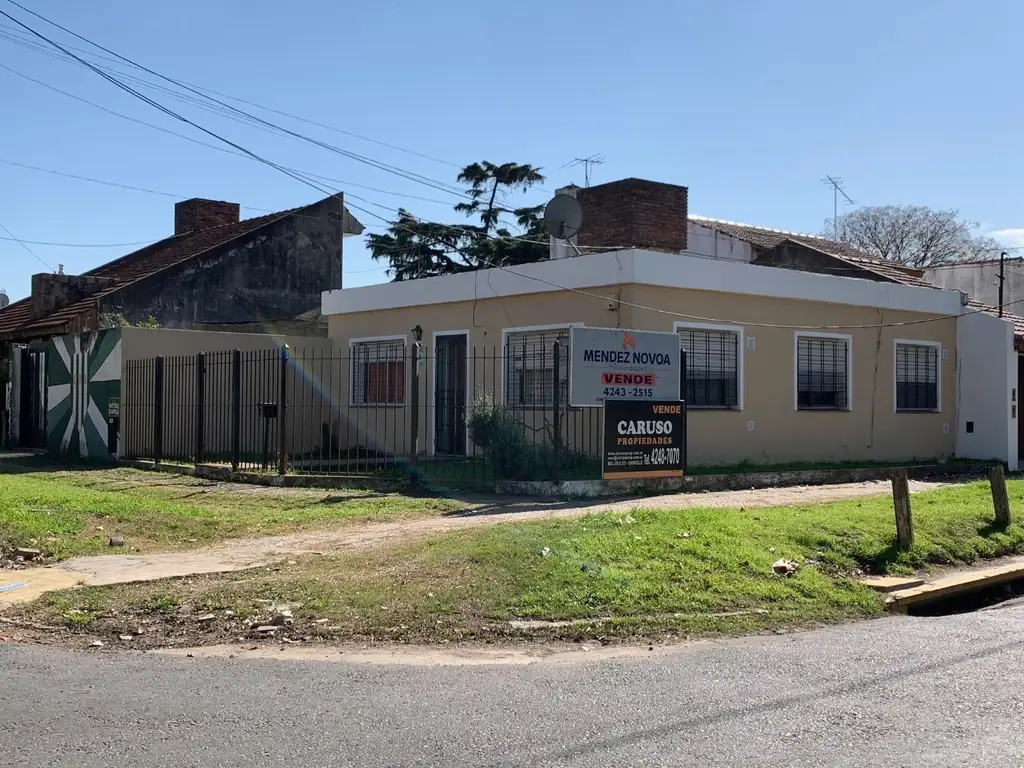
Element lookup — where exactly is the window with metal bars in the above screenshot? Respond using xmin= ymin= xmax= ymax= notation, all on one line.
xmin=677 ymin=327 xmax=740 ymax=408
xmin=351 ymin=339 xmax=406 ymax=405
xmin=796 ymin=335 xmax=849 ymax=410
xmin=895 ymin=342 xmax=939 ymax=411
xmin=504 ymin=328 xmax=570 ymax=407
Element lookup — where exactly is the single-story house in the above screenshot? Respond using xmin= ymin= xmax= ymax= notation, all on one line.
xmin=2 ymin=194 xmax=363 ymax=449
xmin=320 ymin=177 xmax=1019 ymax=471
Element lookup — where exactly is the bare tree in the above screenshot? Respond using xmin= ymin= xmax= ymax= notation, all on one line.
xmin=825 ymin=205 xmax=1003 ymax=268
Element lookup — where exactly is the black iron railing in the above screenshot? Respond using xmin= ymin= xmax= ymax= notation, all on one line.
xmin=120 ymin=343 xmax=604 ymax=482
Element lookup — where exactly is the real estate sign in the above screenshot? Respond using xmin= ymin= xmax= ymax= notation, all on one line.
xmin=602 ymin=400 xmax=686 ymax=479
xmin=569 ymin=326 xmax=680 ymax=407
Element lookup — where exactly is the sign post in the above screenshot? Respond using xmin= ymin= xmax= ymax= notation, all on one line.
xmin=570 ymin=327 xmax=681 ymax=407
xmin=602 ymin=400 xmax=686 ymax=480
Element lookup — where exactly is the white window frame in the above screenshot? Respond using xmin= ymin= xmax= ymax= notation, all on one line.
xmin=673 ymin=321 xmax=744 ymax=411
xmin=430 ymin=329 xmax=471 ymax=455
xmin=793 ymin=331 xmax=853 ymax=412
xmin=348 ymin=334 xmax=408 ymax=407
xmin=500 ymin=323 xmax=582 ymax=409
xmin=893 ymin=338 xmax=942 ymax=413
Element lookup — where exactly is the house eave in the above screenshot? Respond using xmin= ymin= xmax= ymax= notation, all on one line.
xmin=322 ymin=248 xmax=964 ymax=319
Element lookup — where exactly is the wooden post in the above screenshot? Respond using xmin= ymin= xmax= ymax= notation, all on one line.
xmin=891 ymin=470 xmax=914 ymax=549
xmin=989 ymin=463 xmax=1011 ymax=527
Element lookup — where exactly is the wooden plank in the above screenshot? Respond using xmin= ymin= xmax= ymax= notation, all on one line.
xmin=886 ymin=556 xmax=1024 ymax=609
xmin=860 ymin=576 xmax=926 ymax=593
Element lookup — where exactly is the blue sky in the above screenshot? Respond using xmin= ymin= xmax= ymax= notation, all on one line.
xmin=1 ymin=0 xmax=1021 ymax=301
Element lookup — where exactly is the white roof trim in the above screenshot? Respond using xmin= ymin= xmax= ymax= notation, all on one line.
xmin=322 ymin=248 xmax=963 ymax=318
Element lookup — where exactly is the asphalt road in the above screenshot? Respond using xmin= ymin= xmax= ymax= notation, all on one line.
xmin=4 ymin=608 xmax=1024 ymax=767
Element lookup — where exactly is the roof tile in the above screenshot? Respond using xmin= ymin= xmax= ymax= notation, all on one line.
xmin=0 ymin=206 xmax=302 ymax=340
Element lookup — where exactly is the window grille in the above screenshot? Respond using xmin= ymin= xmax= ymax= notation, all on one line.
xmin=351 ymin=339 xmax=406 ymax=405
xmin=677 ymin=327 xmax=739 ymax=407
xmin=896 ymin=343 xmax=938 ymax=411
xmin=797 ymin=336 xmax=849 ymax=410
xmin=504 ymin=329 xmax=570 ymax=406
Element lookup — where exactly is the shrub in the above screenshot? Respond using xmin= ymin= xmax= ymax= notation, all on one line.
xmin=466 ymin=395 xmax=592 ymax=480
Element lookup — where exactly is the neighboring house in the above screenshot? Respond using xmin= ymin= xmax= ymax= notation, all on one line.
xmin=921 ymin=258 xmax=1024 ymax=458
xmin=319 ymin=176 xmax=1019 ymax=471
xmin=925 ymin=258 xmax=1024 ymax=318
xmin=0 ymin=195 xmax=363 ymax=342
xmin=1 ymin=194 xmax=363 ymax=449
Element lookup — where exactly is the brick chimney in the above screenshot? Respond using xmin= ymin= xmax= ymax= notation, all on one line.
xmin=174 ymin=198 xmax=240 ymax=235
xmin=576 ymin=178 xmax=688 ymax=253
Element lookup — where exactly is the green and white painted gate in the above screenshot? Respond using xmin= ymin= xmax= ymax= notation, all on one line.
xmin=46 ymin=329 xmax=121 ymax=459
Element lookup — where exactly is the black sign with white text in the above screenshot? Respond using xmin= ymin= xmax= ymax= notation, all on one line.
xmin=602 ymin=400 xmax=686 ymax=480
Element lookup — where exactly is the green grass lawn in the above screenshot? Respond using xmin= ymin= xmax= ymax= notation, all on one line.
xmin=17 ymin=478 xmax=1024 ymax=644
xmin=0 ymin=459 xmax=463 ymax=560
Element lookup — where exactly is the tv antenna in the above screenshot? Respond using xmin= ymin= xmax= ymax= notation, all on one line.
xmin=821 ymin=175 xmax=856 ymax=239
xmin=561 ymin=154 xmax=605 ymax=187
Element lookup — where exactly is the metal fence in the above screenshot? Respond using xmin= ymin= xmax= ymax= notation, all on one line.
xmin=121 ymin=343 xmax=605 ymax=482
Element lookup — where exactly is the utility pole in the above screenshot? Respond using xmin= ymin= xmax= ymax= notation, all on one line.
xmin=821 ymin=175 xmax=855 ymax=239
xmin=999 ymin=251 xmax=1007 ymax=317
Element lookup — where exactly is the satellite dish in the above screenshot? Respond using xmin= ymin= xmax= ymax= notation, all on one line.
xmin=543 ymin=194 xmax=583 ymax=240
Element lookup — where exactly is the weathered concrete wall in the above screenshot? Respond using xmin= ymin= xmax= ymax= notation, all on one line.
xmin=30 ymin=274 xmax=118 ymax=319
xmin=754 ymin=242 xmax=885 ymax=281
xmin=102 ymin=197 xmax=347 ymax=328
xmin=926 ymin=259 xmax=1024 ymax=308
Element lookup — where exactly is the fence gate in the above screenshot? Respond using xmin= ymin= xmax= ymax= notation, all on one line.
xmin=17 ymin=346 xmax=46 ymax=449
xmin=434 ymin=334 xmax=467 ymax=455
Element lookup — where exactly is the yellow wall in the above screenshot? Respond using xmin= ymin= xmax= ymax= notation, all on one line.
xmin=327 ymin=284 xmax=957 ymax=467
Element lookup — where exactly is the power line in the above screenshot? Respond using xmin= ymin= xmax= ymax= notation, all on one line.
xmin=6 ymin=8 xmax=1013 ymax=276
xmin=0 ymin=61 xmax=456 ymax=219
xmin=0 ymin=14 xmax=477 ymax=242
xmin=0 ymin=217 xmax=52 ymax=270
xmin=0 ymin=64 xmax=462 ymax=209
xmin=0 ymin=9 xmax=346 ymax=204
xmin=0 ymin=2 xmax=473 ymax=202
xmin=5 ymin=148 xmax=1019 ymax=278
xmin=5 ymin=9 xmax=1018 ymax=328
xmin=0 ymin=153 xmax=538 ymax=255
xmin=0 ymin=21 xmax=461 ymax=170
xmin=0 ymin=234 xmax=155 ymax=248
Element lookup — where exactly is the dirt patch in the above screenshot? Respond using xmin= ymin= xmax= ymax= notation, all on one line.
xmin=466 ymin=479 xmax=949 ymax=516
